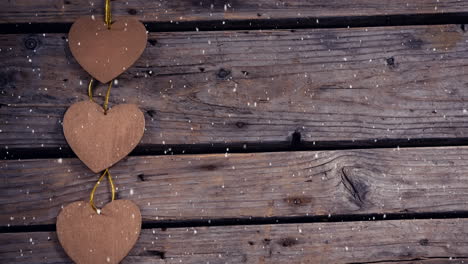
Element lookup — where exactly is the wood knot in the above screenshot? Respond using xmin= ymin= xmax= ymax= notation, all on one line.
xmin=262 ymin=238 xmax=271 ymax=245
xmin=284 ymin=196 xmax=312 ymax=206
xmin=386 ymin=57 xmax=396 ymax=68
xmin=199 ymin=164 xmax=218 ymax=171
xmin=24 ymin=37 xmax=38 ymax=50
xmin=278 ymin=237 xmax=299 ymax=247
xmin=217 ymin=68 xmax=231 ymax=79
xmin=419 ymin=239 xmax=429 ymax=246
xmin=146 ymin=109 xmax=156 ymax=118
xmin=137 ymin=173 xmax=145 ymax=181
xmin=148 ymin=39 xmax=158 ymax=46
xmin=402 ymin=34 xmax=423 ymax=50
xmin=127 ymin=8 xmax=138 ymax=15
xmin=341 ymin=167 xmax=369 ymax=208
xmin=235 ymin=121 xmax=246 ymax=128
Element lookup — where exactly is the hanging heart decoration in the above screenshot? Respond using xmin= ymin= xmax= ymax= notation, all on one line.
xmin=56 ymin=200 xmax=142 ymax=264
xmin=63 ymin=100 xmax=145 ymax=173
xmin=68 ymin=16 xmax=148 ymax=83
xmin=57 ymin=1 xmax=147 ymax=263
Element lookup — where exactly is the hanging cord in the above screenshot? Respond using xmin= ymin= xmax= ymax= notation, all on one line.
xmin=87 ymin=78 xmax=113 ymax=114
xmin=89 ymin=169 xmax=116 ymax=213
xmin=88 ymin=78 xmax=95 ymax=102
xmin=105 ymin=0 xmax=112 ymax=29
xmin=103 ymin=80 xmax=112 ymax=114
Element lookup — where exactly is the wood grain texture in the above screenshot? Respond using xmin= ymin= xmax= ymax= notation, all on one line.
xmin=2 ymin=146 xmax=468 ymax=226
xmin=1 ymin=25 xmax=468 ymax=153
xmin=0 ymin=0 xmax=467 ymax=24
xmin=2 ymin=219 xmax=468 ymax=263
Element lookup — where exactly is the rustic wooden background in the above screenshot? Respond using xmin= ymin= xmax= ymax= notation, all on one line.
xmin=2 ymin=0 xmax=468 ymax=263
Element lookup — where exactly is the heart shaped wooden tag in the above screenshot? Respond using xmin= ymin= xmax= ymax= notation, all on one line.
xmin=57 ymin=200 xmax=141 ymax=264
xmin=68 ymin=17 xmax=147 ymax=83
xmin=63 ymin=100 xmax=145 ymax=173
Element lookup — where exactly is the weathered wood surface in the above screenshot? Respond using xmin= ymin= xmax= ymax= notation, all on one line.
xmin=2 ymin=25 xmax=468 ymax=153
xmin=3 ymin=146 xmax=468 ymax=226
xmin=2 ymin=1 xmax=468 ymax=263
xmin=2 ymin=219 xmax=468 ymax=263
xmin=0 ymin=0 xmax=467 ymax=24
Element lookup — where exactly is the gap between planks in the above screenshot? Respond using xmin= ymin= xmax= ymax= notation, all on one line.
xmin=1 ymin=0 xmax=468 ymax=31
xmin=1 ymin=13 xmax=468 ymax=34
xmin=4 ymin=210 xmax=468 ymax=234
xmin=4 ymin=137 xmax=468 ymax=160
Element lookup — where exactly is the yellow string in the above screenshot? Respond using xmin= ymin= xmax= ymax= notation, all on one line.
xmin=88 ymin=78 xmax=94 ymax=102
xmin=87 ymin=78 xmax=113 ymax=114
xmin=103 ymin=80 xmax=112 ymax=114
xmin=89 ymin=169 xmax=116 ymax=213
xmin=105 ymin=0 xmax=112 ymax=29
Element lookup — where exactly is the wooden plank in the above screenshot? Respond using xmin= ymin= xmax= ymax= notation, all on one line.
xmin=1 ymin=25 xmax=468 ymax=153
xmin=0 ymin=0 xmax=467 ymax=24
xmin=2 ymin=146 xmax=468 ymax=226
xmin=2 ymin=219 xmax=468 ymax=263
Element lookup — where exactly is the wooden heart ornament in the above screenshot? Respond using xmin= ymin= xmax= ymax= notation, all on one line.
xmin=68 ymin=17 xmax=147 ymax=83
xmin=63 ymin=101 xmax=145 ymax=173
xmin=57 ymin=200 xmax=141 ymax=264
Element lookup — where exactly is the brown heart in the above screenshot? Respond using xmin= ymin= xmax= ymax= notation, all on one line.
xmin=57 ymin=200 xmax=141 ymax=264
xmin=63 ymin=101 xmax=145 ymax=173
xmin=68 ymin=17 xmax=147 ymax=83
